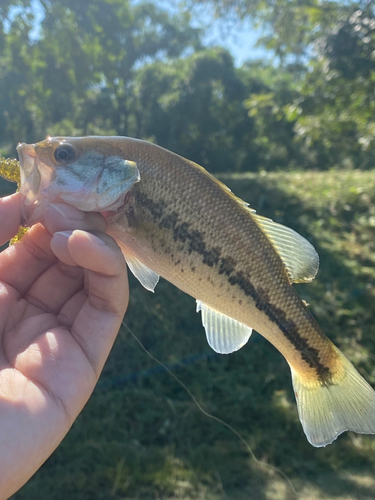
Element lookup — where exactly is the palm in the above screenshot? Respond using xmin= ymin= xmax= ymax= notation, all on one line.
xmin=0 ymin=194 xmax=128 ymax=499
xmin=0 ymin=234 xmax=95 ymax=422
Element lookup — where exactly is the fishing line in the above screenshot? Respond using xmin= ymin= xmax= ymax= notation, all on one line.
xmin=122 ymin=320 xmax=298 ymax=497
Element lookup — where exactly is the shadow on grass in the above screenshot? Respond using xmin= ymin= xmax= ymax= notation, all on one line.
xmin=0 ymin=177 xmax=17 ymax=200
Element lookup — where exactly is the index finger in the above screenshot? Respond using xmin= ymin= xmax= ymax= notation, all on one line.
xmin=0 ymin=202 xmax=110 ymax=296
xmin=0 ymin=193 xmax=22 ymax=246
xmin=0 ymin=224 xmax=57 ymax=295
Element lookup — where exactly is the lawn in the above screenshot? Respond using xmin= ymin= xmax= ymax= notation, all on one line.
xmin=2 ymin=168 xmax=375 ymax=500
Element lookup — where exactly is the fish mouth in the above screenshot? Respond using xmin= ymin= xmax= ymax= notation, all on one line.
xmin=16 ymin=142 xmax=55 ymax=225
xmin=16 ymin=143 xmax=40 ymax=200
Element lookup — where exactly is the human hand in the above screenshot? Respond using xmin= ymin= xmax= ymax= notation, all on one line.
xmin=0 ymin=193 xmax=129 ymax=499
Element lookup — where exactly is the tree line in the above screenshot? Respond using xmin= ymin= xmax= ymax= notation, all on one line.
xmin=1 ymin=0 xmax=374 ymax=172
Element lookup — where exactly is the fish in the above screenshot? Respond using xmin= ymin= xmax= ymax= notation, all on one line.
xmin=13 ymin=135 xmax=375 ymax=447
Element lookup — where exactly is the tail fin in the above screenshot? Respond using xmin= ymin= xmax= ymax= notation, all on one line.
xmin=291 ymin=348 xmax=375 ymax=447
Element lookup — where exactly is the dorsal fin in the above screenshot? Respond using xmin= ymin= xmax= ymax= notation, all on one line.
xmin=198 ymin=167 xmax=317 ymax=284
xmin=253 ymin=214 xmax=319 ymax=283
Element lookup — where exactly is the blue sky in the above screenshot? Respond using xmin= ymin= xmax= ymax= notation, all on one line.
xmin=157 ymin=0 xmax=269 ymax=65
xmin=198 ymin=12 xmax=268 ymax=65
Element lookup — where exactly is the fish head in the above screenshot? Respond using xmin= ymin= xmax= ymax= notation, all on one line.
xmin=17 ymin=136 xmax=140 ymax=225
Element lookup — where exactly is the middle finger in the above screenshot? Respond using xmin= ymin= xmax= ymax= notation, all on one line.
xmin=25 ymin=261 xmax=84 ymax=315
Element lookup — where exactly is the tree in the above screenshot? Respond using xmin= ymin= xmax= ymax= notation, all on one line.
xmin=193 ymin=0 xmax=375 ymax=169
xmin=133 ymin=47 xmax=255 ymax=171
xmin=0 ymin=0 xmax=201 ymax=151
xmin=192 ymin=0 xmax=353 ymax=59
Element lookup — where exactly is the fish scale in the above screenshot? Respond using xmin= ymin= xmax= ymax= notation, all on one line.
xmin=11 ymin=135 xmax=375 ymax=447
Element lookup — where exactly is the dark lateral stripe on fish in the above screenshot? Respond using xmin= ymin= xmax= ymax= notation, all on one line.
xmin=226 ymin=270 xmax=332 ymax=383
xmin=138 ymin=191 xmax=332 ymax=383
xmin=138 ymin=192 xmax=223 ymax=267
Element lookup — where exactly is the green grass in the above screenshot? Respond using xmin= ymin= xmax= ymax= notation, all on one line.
xmin=2 ymin=169 xmax=375 ymax=499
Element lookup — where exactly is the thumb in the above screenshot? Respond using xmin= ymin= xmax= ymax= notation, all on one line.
xmin=51 ymin=229 xmax=129 ymax=376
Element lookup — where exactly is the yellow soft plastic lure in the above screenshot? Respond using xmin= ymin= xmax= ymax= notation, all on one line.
xmin=0 ymin=156 xmax=21 ymax=185
xmin=0 ymin=156 xmax=27 ymax=243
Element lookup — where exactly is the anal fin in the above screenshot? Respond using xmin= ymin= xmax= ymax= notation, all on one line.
xmin=196 ymin=301 xmax=252 ymax=354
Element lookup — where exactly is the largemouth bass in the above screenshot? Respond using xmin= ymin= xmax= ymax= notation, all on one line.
xmin=13 ymin=136 xmax=375 ymax=447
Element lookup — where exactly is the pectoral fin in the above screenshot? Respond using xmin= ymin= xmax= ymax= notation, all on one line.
xmin=196 ymin=301 xmax=252 ymax=354
xmin=125 ymin=254 xmax=159 ymax=292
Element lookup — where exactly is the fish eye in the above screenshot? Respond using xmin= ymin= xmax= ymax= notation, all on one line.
xmin=54 ymin=144 xmax=76 ymax=163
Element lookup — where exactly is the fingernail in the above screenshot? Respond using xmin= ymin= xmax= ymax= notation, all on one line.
xmin=54 ymin=230 xmax=74 ymax=239
xmin=83 ymin=232 xmax=106 ymax=246
xmin=49 ymin=203 xmax=85 ymax=221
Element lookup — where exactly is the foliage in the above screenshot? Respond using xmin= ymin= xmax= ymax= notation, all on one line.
xmin=194 ymin=0 xmax=375 ymax=170
xmin=293 ymin=6 xmax=375 ymax=169
xmin=133 ymin=47 xmax=255 ymax=172
xmin=0 ymin=0 xmax=201 ymax=146
xmin=1 ymin=0 xmax=375 ymax=172
xmin=192 ymin=0 xmax=353 ymax=58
